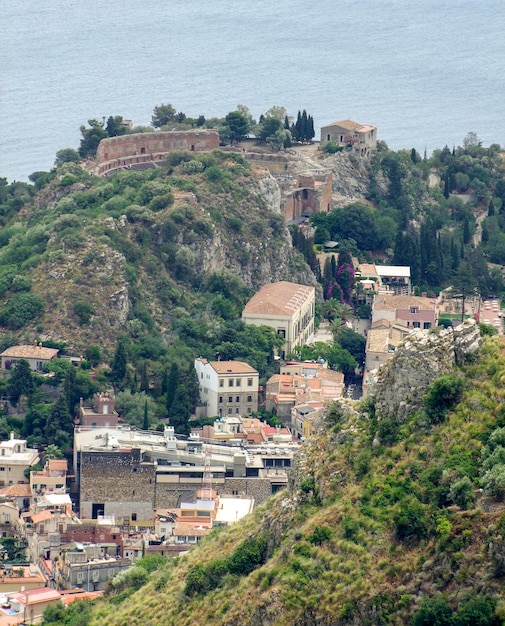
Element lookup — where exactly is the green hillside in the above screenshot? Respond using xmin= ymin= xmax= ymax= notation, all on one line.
xmin=38 ymin=332 xmax=505 ymax=625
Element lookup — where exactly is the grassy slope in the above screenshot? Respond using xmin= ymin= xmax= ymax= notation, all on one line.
xmin=83 ymin=335 xmax=505 ymax=625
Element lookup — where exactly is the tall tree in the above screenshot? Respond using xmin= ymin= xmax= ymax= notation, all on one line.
xmin=151 ymin=103 xmax=177 ymax=128
xmin=224 ymin=111 xmax=250 ymax=144
xmin=170 ymin=387 xmax=191 ymax=435
xmin=166 ymin=362 xmax=179 ymax=414
xmin=78 ymin=119 xmax=108 ymax=158
xmin=111 ymin=340 xmax=127 ymax=388
xmin=143 ymin=399 xmax=149 ymax=430
xmin=7 ymin=360 xmax=34 ymax=405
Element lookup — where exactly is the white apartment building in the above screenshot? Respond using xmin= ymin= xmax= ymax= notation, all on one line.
xmin=194 ymin=359 xmax=259 ymax=418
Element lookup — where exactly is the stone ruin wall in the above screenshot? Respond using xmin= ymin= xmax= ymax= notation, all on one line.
xmin=95 ymin=130 xmax=220 ymax=175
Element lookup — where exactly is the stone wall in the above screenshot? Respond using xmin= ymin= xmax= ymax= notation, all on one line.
xmin=79 ymin=448 xmax=155 ymax=520
xmin=153 ymin=477 xmax=276 ymax=508
xmin=95 ymin=130 xmax=220 ymax=175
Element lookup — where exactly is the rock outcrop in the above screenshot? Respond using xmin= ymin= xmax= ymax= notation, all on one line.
xmin=369 ymin=319 xmax=482 ymax=421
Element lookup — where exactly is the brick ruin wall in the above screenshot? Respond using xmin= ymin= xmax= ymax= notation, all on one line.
xmin=95 ymin=130 xmax=220 ymax=175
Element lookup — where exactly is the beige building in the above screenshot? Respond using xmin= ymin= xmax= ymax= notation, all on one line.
xmin=242 ymin=281 xmax=315 ymax=359
xmin=30 ymin=459 xmax=67 ymax=496
xmin=0 ymin=435 xmax=39 ymax=487
xmin=194 ymin=359 xmax=259 ymax=418
xmin=0 ymin=344 xmax=59 ymax=372
xmin=320 ymin=119 xmax=377 ymax=157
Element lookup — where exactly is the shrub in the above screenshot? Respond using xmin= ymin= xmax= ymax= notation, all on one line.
xmin=481 ymin=464 xmax=505 ymax=500
xmin=308 ymin=525 xmax=332 ymax=545
xmin=449 ymin=476 xmax=475 ymax=509
xmin=0 ymin=292 xmax=45 ymax=329
xmin=73 ymin=301 xmax=95 ymax=326
xmin=412 ymin=595 xmax=453 ymax=626
xmin=424 ymin=374 xmax=465 ymax=423
xmin=324 ymin=141 xmax=344 ymax=154
xmin=378 ymin=416 xmax=400 ymax=445
xmin=393 ymin=496 xmax=428 ymax=543
xmin=452 ymin=595 xmax=499 ymax=626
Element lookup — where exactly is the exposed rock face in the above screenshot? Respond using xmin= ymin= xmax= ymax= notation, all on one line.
xmin=369 ymin=319 xmax=482 ymax=421
xmin=257 ymin=171 xmax=282 ymax=214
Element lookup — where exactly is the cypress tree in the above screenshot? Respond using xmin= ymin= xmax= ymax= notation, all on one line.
xmin=443 ymin=175 xmax=450 ymax=199
xmin=488 ymin=199 xmax=495 ymax=217
xmin=301 ymin=110 xmax=308 ymax=141
xmin=139 ymin=361 xmax=149 ymax=393
xmin=111 ymin=340 xmax=127 ymax=387
xmin=308 ymin=115 xmax=315 ymax=141
xmin=284 ymin=115 xmax=290 ymax=130
xmin=166 ymin=362 xmax=179 ymax=414
xmin=143 ymin=399 xmax=149 ymax=430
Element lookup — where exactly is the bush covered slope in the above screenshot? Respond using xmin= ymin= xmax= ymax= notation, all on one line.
xmin=56 ymin=332 xmax=505 ymax=626
xmin=0 ymin=151 xmax=314 ymax=354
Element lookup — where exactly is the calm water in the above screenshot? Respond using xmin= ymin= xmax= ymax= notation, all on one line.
xmin=1 ymin=0 xmax=505 ymax=181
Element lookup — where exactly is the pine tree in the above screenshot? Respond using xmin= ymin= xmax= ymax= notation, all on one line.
xmin=7 ymin=360 xmax=34 ymax=404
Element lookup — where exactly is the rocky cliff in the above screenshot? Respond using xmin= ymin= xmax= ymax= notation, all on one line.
xmin=369 ymin=319 xmax=482 ymax=421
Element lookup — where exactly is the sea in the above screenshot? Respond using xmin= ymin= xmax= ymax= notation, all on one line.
xmin=1 ymin=0 xmax=505 ymax=182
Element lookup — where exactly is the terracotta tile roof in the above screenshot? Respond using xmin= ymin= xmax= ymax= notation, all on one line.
xmin=31 ymin=510 xmax=53 ymax=524
xmin=9 ymin=587 xmax=61 ymax=605
xmin=0 ymin=345 xmax=59 ymax=360
xmin=242 ymin=282 xmax=314 ymax=317
xmin=0 ymin=483 xmax=31 ymax=497
xmin=373 ymin=295 xmax=436 ymax=311
xmin=209 ymin=360 xmax=258 ymax=375
xmin=48 ymin=459 xmax=68 ymax=471
xmin=322 ymin=119 xmax=362 ymax=131
xmin=174 ymin=522 xmax=210 ymax=537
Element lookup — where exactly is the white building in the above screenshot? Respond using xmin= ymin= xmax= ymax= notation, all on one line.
xmin=194 ymin=358 xmax=259 ymax=418
xmin=0 ymin=434 xmax=39 ymax=487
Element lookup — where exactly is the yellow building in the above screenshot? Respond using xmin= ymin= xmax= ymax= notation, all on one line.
xmin=242 ymin=282 xmax=315 ymax=359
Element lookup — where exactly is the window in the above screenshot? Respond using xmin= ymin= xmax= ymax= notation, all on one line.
xmin=132 ymin=513 xmax=137 ymax=522
xmin=247 ymin=395 xmax=252 ymax=402
xmin=228 ymin=379 xmax=234 ymax=387
xmin=247 ymin=407 xmax=252 ymax=414
xmin=423 ymin=322 xmax=431 ymax=329
xmin=219 ymin=380 xmax=224 ymax=387
xmin=218 ymin=396 xmax=223 ymax=403
xmin=228 ymin=396 xmax=233 ymax=403
xmin=410 ymin=307 xmax=418 ymax=314
xmin=77 ymin=572 xmax=84 ymax=583
xmin=247 ymin=378 xmax=253 ymax=387
xmin=0 ymin=468 xmax=4 ymax=472
xmin=235 ymin=379 xmax=241 ymax=387
xmin=236 ymin=408 xmax=240 ymax=414
xmin=326 ymin=133 xmax=331 ymax=141
xmin=236 ymin=396 xmax=240 ymax=403
xmin=200 ymin=372 xmax=203 ymax=379
xmin=413 ymin=321 xmax=421 ymax=328
xmin=277 ymin=329 xmax=286 ymax=338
